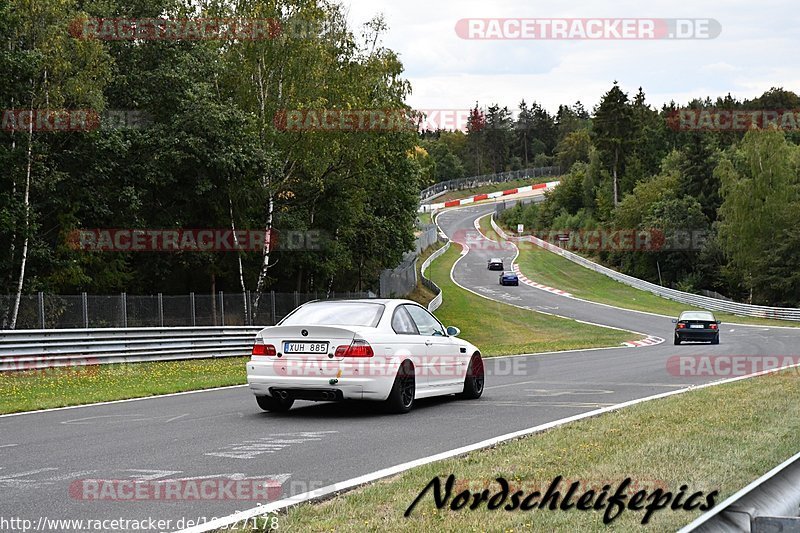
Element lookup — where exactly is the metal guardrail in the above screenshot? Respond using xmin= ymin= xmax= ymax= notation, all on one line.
xmin=419 ymin=166 xmax=561 ymax=201
xmin=680 ymin=450 xmax=800 ymax=532
xmin=490 ymin=215 xmax=800 ymax=321
xmin=0 ymin=326 xmax=262 ymax=371
xmin=421 ymin=241 xmax=451 ymax=312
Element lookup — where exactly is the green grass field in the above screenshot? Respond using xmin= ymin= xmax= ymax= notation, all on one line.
xmin=0 ymin=357 xmax=248 ymax=414
xmin=482 ymin=215 xmax=799 ymax=328
xmin=271 ymin=369 xmax=800 ymax=532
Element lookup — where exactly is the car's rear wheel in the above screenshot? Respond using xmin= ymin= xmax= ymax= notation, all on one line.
xmin=460 ymin=354 xmax=484 ymax=399
xmin=256 ymin=394 xmax=294 ymax=412
xmin=711 ymin=334 xmax=719 ymax=345
xmin=674 ymin=334 xmax=681 ymax=345
xmin=384 ymin=360 xmax=415 ymax=414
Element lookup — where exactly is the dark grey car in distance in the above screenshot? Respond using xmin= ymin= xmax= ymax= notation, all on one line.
xmin=673 ymin=311 xmax=721 ymax=345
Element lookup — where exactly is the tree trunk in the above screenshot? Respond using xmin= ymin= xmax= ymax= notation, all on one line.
xmin=9 ymin=96 xmax=34 ymax=329
xmin=229 ymin=194 xmax=247 ymax=319
xmin=252 ymin=191 xmax=274 ymax=313
xmin=211 ymin=272 xmax=217 ymax=325
xmin=612 ymin=146 xmax=619 ymax=206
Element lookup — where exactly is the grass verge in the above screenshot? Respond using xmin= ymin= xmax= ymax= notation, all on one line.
xmin=245 ymin=369 xmax=800 ymax=532
xmin=426 ymin=244 xmax=638 ymax=356
xmin=0 ymin=357 xmax=247 ymax=415
xmin=487 ymin=216 xmax=799 ymax=328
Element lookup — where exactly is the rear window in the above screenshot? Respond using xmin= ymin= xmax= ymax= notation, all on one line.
xmin=680 ymin=312 xmax=715 ymax=321
xmin=279 ymin=302 xmax=385 ymax=327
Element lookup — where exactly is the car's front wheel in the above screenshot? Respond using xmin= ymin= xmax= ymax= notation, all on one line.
xmin=460 ymin=353 xmax=484 ymax=399
xmin=256 ymin=394 xmax=294 ymax=412
xmin=384 ymin=360 xmax=415 ymax=414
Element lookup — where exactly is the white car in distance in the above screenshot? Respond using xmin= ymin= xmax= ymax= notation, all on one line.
xmin=247 ymin=299 xmax=484 ymax=414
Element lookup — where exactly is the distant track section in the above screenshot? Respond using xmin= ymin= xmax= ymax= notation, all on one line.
xmin=421 ymin=180 xmax=559 ymax=212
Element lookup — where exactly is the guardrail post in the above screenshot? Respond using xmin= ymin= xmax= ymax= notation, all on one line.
xmin=219 ymin=291 xmax=225 ymax=326
xmin=121 ymin=292 xmax=127 ymax=327
xmin=38 ymin=292 xmax=45 ymax=328
xmin=82 ymin=292 xmax=88 ymax=328
xmin=158 ymin=293 xmax=164 ymax=327
xmin=190 ymin=292 xmax=196 ymax=326
xmin=270 ymin=290 xmax=276 ymax=325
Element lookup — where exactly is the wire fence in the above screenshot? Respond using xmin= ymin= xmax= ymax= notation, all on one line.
xmin=379 ymin=224 xmax=448 ymax=298
xmin=0 ymin=290 xmax=373 ymax=330
xmin=419 ymin=165 xmax=562 ymax=202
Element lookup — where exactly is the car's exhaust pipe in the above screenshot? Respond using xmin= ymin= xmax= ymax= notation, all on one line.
xmin=276 ymin=390 xmax=289 ymax=400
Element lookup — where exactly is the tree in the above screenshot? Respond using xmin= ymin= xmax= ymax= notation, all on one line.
xmin=677 ymin=134 xmax=721 ymax=221
xmin=0 ymin=0 xmax=110 ymax=327
xmin=465 ymin=103 xmax=486 ymax=174
xmin=592 ymin=82 xmax=634 ymax=206
xmin=556 ymin=129 xmax=591 ymax=170
xmin=717 ymin=129 xmax=800 ymax=304
xmin=484 ymin=104 xmax=513 ymax=173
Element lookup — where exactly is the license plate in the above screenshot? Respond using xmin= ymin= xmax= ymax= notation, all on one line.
xmin=689 ymin=324 xmax=704 ymax=329
xmin=284 ymin=342 xmax=328 ymax=354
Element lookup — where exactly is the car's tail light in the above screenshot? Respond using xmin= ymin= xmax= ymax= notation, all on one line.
xmin=252 ymin=338 xmax=276 ymax=356
xmin=677 ymin=323 xmax=686 ymax=329
xmin=710 ymin=323 xmax=718 ymax=330
xmin=335 ymin=339 xmax=374 ymax=357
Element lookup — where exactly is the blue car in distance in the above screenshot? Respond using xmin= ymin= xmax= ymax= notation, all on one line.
xmin=499 ymin=271 xmax=519 ymax=286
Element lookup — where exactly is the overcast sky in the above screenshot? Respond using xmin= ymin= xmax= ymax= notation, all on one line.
xmin=342 ymin=0 xmax=799 ymax=115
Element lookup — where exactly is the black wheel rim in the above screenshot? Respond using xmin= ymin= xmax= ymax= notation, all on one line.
xmin=471 ymin=357 xmax=484 ymax=393
xmin=400 ymin=368 xmax=414 ymax=407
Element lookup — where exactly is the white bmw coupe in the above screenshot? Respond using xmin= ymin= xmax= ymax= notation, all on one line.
xmin=247 ymin=299 xmax=484 ymax=413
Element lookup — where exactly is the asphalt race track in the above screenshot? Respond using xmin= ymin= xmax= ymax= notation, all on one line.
xmin=3 ymin=203 xmax=800 ymax=531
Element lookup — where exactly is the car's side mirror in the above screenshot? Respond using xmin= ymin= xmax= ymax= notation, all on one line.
xmin=672 ymin=319 xmax=677 ymax=323
xmin=446 ymin=326 xmax=460 ymax=337
xmin=717 ymin=321 xmax=722 ymax=325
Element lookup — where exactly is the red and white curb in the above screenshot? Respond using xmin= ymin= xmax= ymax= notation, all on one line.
xmin=622 ymin=335 xmax=664 ymax=348
xmin=511 ymin=263 xmax=572 ymax=297
xmin=425 ymin=180 xmax=560 ymax=211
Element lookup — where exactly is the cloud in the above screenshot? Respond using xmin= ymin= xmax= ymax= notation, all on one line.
xmin=342 ymin=0 xmax=800 ymax=113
